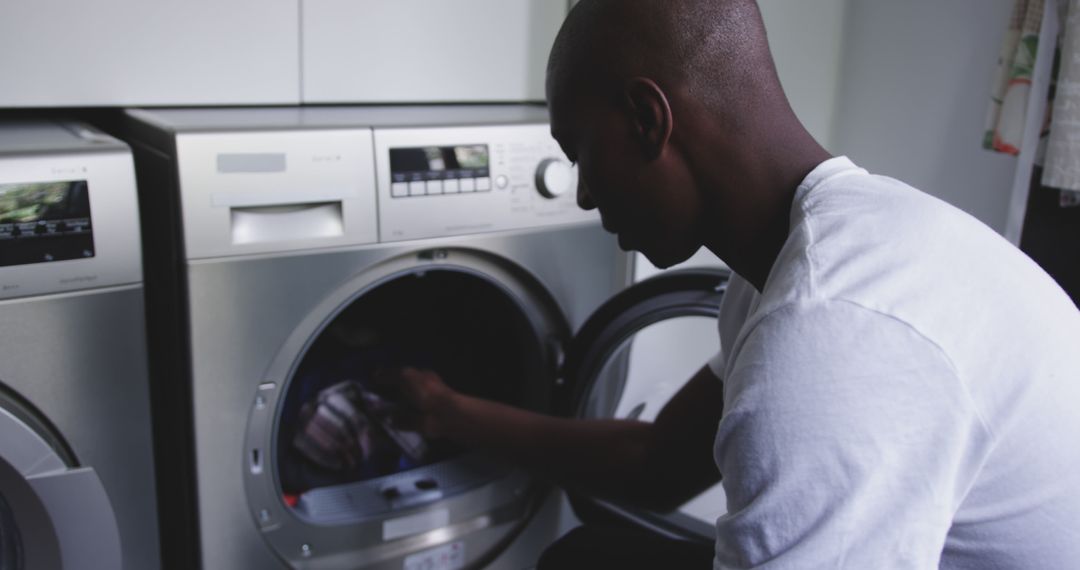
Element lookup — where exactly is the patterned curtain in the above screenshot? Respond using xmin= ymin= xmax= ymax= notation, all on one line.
xmin=984 ymin=0 xmax=1045 ymax=156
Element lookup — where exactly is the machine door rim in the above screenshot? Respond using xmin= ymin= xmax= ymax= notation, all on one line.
xmin=0 ymin=392 xmax=122 ymax=570
xmin=559 ymin=267 xmax=731 ymax=542
xmin=242 ymin=247 xmax=572 ymax=568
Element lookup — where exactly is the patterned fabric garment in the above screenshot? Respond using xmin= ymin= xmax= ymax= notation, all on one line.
xmin=985 ymin=0 xmax=1045 ymax=155
xmin=293 ymin=380 xmax=428 ymax=471
xmin=293 ymin=380 xmax=374 ymax=470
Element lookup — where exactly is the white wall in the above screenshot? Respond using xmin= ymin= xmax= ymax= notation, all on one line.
xmin=831 ymin=0 xmax=1019 ymax=233
xmin=758 ymin=0 xmax=848 ymax=147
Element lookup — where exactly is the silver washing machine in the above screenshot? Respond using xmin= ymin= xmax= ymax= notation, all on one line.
xmin=117 ymin=105 xmax=728 ymax=570
xmin=0 ymin=120 xmax=161 ymax=569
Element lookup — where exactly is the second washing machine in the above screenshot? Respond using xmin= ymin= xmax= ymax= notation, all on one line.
xmin=0 ymin=120 xmax=160 ymax=569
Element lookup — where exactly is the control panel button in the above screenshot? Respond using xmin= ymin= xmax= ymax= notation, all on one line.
xmin=495 ymin=175 xmax=509 ymax=189
xmin=460 ymin=178 xmax=476 ymax=192
xmin=426 ymin=180 xmax=444 ymax=195
xmin=408 ymin=181 xmax=425 ymax=196
xmin=391 ymin=182 xmax=408 ymax=198
xmin=444 ymin=179 xmax=461 ymax=193
xmin=535 ymin=158 xmax=574 ymax=199
xmin=476 ymin=177 xmax=491 ymax=191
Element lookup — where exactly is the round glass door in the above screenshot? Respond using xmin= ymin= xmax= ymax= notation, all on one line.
xmin=276 ymin=268 xmax=552 ymax=523
xmin=564 ymin=268 xmax=729 ymax=539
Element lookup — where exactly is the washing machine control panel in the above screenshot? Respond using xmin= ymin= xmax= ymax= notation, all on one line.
xmin=0 ymin=123 xmax=143 ymax=300
xmin=374 ymin=124 xmax=597 ymax=243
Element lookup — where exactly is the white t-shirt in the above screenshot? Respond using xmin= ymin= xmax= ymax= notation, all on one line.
xmin=708 ymin=157 xmax=1080 ymax=569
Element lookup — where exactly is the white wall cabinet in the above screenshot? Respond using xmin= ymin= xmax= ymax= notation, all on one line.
xmin=300 ymin=0 xmax=566 ymax=103
xmin=0 ymin=0 xmax=300 ymax=107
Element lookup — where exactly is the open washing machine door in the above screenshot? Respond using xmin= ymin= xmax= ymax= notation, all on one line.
xmin=559 ymin=267 xmax=730 ymax=543
xmin=0 ymin=390 xmax=122 ymax=570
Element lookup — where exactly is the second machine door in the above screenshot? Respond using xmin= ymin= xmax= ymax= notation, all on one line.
xmin=0 ymin=388 xmax=122 ymax=570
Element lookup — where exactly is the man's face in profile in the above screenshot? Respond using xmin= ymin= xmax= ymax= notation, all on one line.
xmin=550 ymin=89 xmax=702 ymax=270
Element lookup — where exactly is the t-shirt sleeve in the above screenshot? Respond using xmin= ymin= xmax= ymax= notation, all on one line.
xmin=713 ymin=300 xmax=990 ymax=569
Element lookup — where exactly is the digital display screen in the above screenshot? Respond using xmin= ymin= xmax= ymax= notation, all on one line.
xmin=389 ymin=144 xmax=489 ymax=183
xmin=0 ymin=180 xmax=95 ymax=268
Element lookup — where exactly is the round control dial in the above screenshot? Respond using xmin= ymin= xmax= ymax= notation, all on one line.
xmin=535 ymin=158 xmax=575 ymax=199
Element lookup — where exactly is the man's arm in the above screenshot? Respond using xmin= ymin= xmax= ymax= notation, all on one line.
xmin=396 ymin=364 xmax=724 ymax=511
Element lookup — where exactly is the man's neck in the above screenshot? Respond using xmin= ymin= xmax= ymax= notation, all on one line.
xmin=696 ymin=128 xmax=830 ymax=292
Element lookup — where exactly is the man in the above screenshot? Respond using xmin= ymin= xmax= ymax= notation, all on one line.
xmin=390 ymin=0 xmax=1080 ymax=567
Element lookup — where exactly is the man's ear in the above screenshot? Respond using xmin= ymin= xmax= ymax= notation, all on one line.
xmin=623 ymin=77 xmax=673 ymax=160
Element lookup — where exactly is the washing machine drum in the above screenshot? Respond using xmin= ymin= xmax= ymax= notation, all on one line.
xmin=246 ymin=268 xmax=557 ymax=568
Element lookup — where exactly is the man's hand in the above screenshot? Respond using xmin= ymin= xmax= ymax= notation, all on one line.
xmin=378 ymin=365 xmax=724 ymax=511
xmin=378 ymin=367 xmax=459 ymax=439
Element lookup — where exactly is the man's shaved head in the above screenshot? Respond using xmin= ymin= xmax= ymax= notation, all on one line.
xmin=545 ymin=0 xmax=827 ymax=276
xmin=547 ymin=0 xmax=783 ymax=124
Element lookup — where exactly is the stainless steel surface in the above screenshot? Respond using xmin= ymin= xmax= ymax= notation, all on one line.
xmin=0 ymin=121 xmax=128 ymax=156
xmin=174 ymin=129 xmax=378 ymax=260
xmin=0 ymin=122 xmax=142 ymax=300
xmin=122 ymin=106 xmax=627 ymax=569
xmin=0 ymin=285 xmax=161 ymax=570
xmin=0 ymin=119 xmax=158 ymax=570
xmin=186 ymin=227 xmax=619 ymax=569
xmin=484 ymin=490 xmax=575 ymax=570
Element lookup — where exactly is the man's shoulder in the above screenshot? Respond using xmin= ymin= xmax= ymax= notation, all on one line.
xmin=781 ymin=167 xmax=1031 ymax=318
xmin=762 ymin=163 xmax=1080 ymax=384
xmin=796 ymin=167 xmax=986 ymax=253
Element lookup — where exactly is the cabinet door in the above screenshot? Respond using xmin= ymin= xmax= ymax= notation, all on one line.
xmin=301 ymin=0 xmax=567 ymax=103
xmin=0 ymin=0 xmax=299 ymax=107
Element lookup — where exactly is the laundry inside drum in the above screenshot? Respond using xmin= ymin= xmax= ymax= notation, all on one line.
xmin=275 ymin=268 xmax=549 ymax=523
